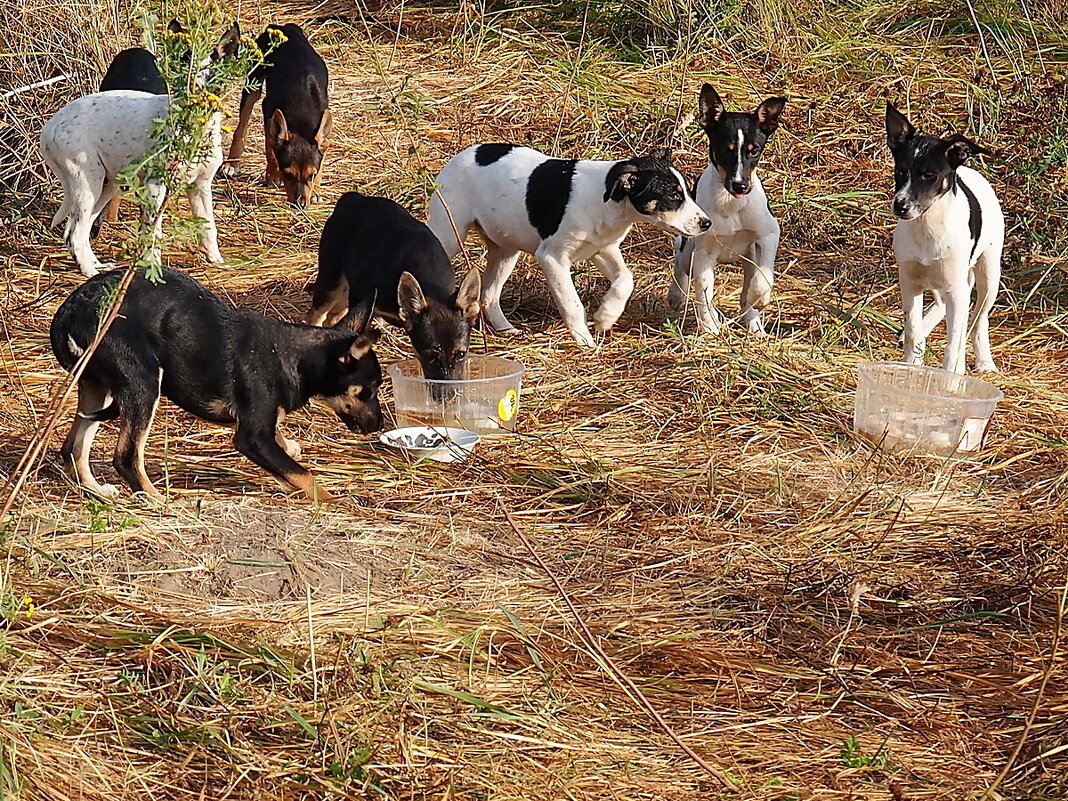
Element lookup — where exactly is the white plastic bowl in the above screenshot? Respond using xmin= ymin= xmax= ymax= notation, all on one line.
xmin=854 ymin=361 xmax=1003 ymax=456
xmin=379 ymin=426 xmax=481 ymax=463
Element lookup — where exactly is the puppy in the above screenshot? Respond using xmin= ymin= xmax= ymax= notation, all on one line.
xmin=223 ymin=23 xmax=331 ymax=208
xmin=50 ymin=267 xmax=383 ymax=503
xmin=99 ymin=47 xmax=166 ymax=94
xmin=885 ymin=102 xmax=1004 ymax=374
xmin=308 ymin=191 xmax=481 ymax=381
xmin=96 ymin=46 xmax=167 ymax=228
xmin=40 ymin=22 xmax=239 ymax=277
xmin=672 ymin=84 xmax=786 ymax=334
xmin=427 ymin=145 xmax=710 ymax=347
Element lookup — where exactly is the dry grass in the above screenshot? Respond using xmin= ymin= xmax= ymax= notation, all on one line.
xmin=1 ymin=1 xmax=1068 ymax=799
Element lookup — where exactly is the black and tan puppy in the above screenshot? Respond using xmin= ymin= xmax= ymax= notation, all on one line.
xmin=308 ymin=191 xmax=481 ymax=382
xmin=223 ymin=22 xmax=331 ymax=207
xmin=50 ymin=267 xmax=382 ymax=503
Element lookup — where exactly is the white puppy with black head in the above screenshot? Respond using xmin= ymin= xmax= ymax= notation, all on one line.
xmin=672 ymin=84 xmax=786 ymax=334
xmin=885 ymin=102 xmax=1004 ymax=374
xmin=427 ymin=145 xmax=710 ymax=347
xmin=40 ymin=22 xmax=239 ymax=277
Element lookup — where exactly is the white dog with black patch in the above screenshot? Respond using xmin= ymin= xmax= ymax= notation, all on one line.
xmin=427 ymin=145 xmax=711 ymax=347
xmin=885 ymin=102 xmax=1004 ymax=374
xmin=672 ymin=84 xmax=787 ymax=334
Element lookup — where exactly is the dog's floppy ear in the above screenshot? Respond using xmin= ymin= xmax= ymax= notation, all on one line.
xmin=269 ymin=108 xmax=292 ymax=144
xmin=697 ymin=83 xmax=725 ymax=129
xmin=336 ymin=292 xmax=377 ymax=334
xmin=214 ymin=22 xmax=241 ymax=61
xmin=885 ymin=102 xmax=915 ymax=152
xmin=755 ymin=96 xmax=787 ymax=134
xmin=604 ymin=164 xmax=640 ymax=202
xmin=942 ymin=133 xmax=993 ymax=168
xmin=398 ymin=272 xmax=427 ymax=324
xmin=453 ymin=269 xmax=482 ymax=322
xmin=315 ymin=108 xmax=333 ymax=150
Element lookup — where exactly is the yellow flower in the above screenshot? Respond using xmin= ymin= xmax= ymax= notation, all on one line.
xmin=22 ymin=596 xmax=34 ymax=620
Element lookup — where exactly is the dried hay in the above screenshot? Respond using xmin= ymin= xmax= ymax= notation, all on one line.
xmin=0 ymin=1 xmax=1067 ymax=800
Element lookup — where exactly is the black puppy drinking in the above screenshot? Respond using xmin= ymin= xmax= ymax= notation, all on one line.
xmin=50 ymin=267 xmax=383 ymax=503
xmin=308 ymin=191 xmax=481 ymax=384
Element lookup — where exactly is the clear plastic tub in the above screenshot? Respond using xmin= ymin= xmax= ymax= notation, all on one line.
xmin=854 ymin=361 xmax=1003 ymax=456
xmin=388 ymin=356 xmax=524 ymax=435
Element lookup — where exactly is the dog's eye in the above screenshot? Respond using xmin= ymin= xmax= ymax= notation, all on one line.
xmin=456 ymin=350 xmax=467 ymax=361
xmin=920 ymin=171 xmax=935 ymax=181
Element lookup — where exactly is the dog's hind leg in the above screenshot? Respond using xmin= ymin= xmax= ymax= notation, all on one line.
xmin=111 ymin=368 xmax=165 ymax=500
xmin=308 ymin=276 xmax=350 ymax=327
xmin=970 ymin=244 xmax=1002 ymax=373
xmin=64 ymin=159 xmax=110 ymax=277
xmin=591 ymin=246 xmax=633 ymax=334
xmin=481 ymin=241 xmax=521 ymax=333
xmin=61 ymin=379 xmax=119 ymax=499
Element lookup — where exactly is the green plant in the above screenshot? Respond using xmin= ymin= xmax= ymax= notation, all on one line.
xmin=840 ymin=735 xmax=892 ymax=769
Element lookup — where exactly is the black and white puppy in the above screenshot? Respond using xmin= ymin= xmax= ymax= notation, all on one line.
xmin=308 ymin=191 xmax=481 ymax=381
xmin=51 ymin=267 xmax=383 ymax=503
xmin=672 ymin=84 xmax=786 ymax=334
xmin=427 ymin=145 xmax=711 ymax=347
xmin=885 ymin=102 xmax=1004 ymax=374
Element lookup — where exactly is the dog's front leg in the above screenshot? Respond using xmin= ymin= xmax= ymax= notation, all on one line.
xmin=591 ymin=246 xmax=633 ymax=334
xmin=535 ymin=248 xmax=595 ymax=347
xmin=141 ymin=179 xmax=168 ymax=269
xmin=668 ymin=237 xmax=694 ymax=310
xmin=741 ymin=229 xmax=778 ymax=334
xmin=942 ymin=282 xmax=970 ymax=374
xmin=221 ymin=86 xmax=262 ymax=177
xmin=234 ymin=424 xmax=335 ymax=503
xmin=899 ymin=274 xmax=926 ymax=365
xmin=689 ymin=238 xmax=723 ymax=334
xmin=187 ymin=177 xmax=224 ymax=264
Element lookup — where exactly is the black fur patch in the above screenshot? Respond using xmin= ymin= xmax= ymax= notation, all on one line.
xmin=475 ymin=144 xmax=514 ymax=166
xmin=99 ymin=48 xmax=167 ymax=94
xmin=604 ymin=155 xmax=686 ymax=216
xmin=526 ymin=159 xmax=576 ymax=239
xmin=957 ymin=176 xmax=982 ymax=261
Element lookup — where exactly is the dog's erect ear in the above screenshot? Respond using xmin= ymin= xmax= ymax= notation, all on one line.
xmin=885 ymin=102 xmax=915 ymax=152
xmin=942 ymin=134 xmax=993 ymax=168
xmin=697 ymin=83 xmax=725 ymax=129
xmin=604 ymin=165 xmax=639 ymax=202
xmin=454 ymin=270 xmax=482 ymax=322
xmin=316 ymin=108 xmax=333 ymax=150
xmin=398 ymin=272 xmax=427 ymax=324
xmin=756 ymin=96 xmax=787 ymax=134
xmin=269 ymin=108 xmax=292 ymax=144
xmin=336 ymin=292 xmax=376 ymax=334
xmin=213 ymin=22 xmax=241 ymax=61
xmin=648 ymin=146 xmax=672 ymax=162
xmin=167 ymin=19 xmax=186 ymax=34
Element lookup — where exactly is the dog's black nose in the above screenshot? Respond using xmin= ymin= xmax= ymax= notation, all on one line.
xmin=699 ymin=217 xmax=712 ymax=232
xmin=892 ymin=198 xmax=908 ymax=218
xmin=729 ymin=180 xmax=749 ymax=196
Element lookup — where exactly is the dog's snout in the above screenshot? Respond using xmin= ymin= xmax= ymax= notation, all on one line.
xmin=698 ymin=217 xmax=712 ymax=232
xmin=892 ymin=197 xmax=909 ymax=218
xmin=729 ymin=180 xmax=750 ymax=196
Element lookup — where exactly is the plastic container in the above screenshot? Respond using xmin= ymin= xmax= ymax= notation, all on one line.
xmin=854 ymin=361 xmax=1003 ymax=456
xmin=388 ymin=356 xmax=524 ymax=435
xmin=379 ymin=426 xmax=480 ymax=463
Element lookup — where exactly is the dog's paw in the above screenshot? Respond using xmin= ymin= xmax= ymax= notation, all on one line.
xmin=571 ymin=329 xmax=597 ymax=348
xmin=974 ymin=360 xmax=998 ymax=374
xmin=281 ymin=438 xmax=303 ymax=460
xmin=219 ymin=162 xmax=239 ymax=179
xmin=90 ymin=482 xmax=121 ymax=500
xmin=203 ymin=250 xmax=225 ymax=265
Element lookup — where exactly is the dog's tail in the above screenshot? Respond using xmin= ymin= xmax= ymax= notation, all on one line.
xmin=78 ymin=402 xmax=120 ymax=422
